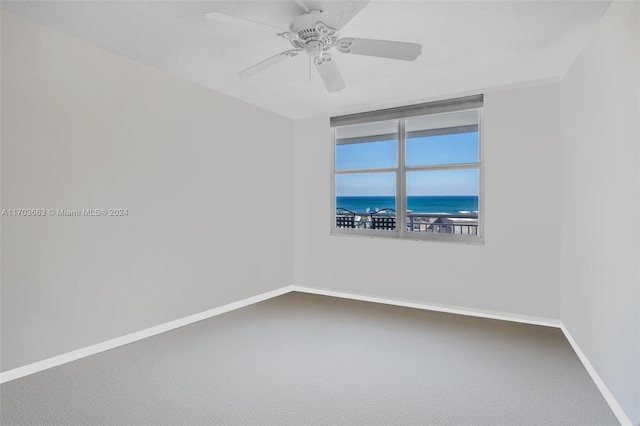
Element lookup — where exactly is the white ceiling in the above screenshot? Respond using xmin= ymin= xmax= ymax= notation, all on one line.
xmin=2 ymin=1 xmax=611 ymax=119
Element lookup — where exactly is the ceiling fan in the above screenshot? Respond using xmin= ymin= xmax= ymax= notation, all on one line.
xmin=205 ymin=1 xmax=422 ymax=93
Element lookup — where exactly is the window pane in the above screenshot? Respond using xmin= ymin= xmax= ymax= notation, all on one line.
xmin=335 ymin=120 xmax=397 ymax=170
xmin=406 ymin=169 xmax=479 ymax=235
xmin=336 ymin=173 xmax=396 ymax=230
xmin=406 ymin=110 xmax=479 ymax=167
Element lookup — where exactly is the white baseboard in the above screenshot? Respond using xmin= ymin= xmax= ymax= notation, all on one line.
xmin=291 ymin=285 xmax=561 ymax=327
xmin=560 ymin=324 xmax=633 ymax=426
xmin=0 ymin=285 xmax=294 ymax=384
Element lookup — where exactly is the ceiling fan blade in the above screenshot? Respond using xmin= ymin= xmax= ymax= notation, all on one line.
xmin=238 ymin=50 xmax=300 ymax=76
xmin=337 ymin=38 xmax=422 ymax=61
xmin=292 ymin=0 xmax=310 ymax=13
xmin=320 ymin=1 xmax=371 ymax=31
xmin=315 ymin=55 xmax=346 ymax=93
xmin=204 ymin=11 xmax=286 ymax=32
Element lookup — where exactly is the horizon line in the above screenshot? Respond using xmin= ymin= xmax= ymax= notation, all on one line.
xmin=337 ymin=195 xmax=479 ymax=197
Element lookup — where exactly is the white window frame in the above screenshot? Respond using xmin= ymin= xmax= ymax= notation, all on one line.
xmin=330 ymin=95 xmax=484 ymax=244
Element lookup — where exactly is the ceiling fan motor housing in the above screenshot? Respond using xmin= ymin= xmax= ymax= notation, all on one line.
xmin=287 ymin=10 xmax=339 ymax=53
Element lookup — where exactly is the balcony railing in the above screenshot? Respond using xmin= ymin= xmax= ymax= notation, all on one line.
xmin=336 ymin=208 xmax=478 ymax=235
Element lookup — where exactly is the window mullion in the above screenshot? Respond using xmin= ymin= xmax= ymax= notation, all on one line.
xmin=405 ymin=163 xmax=480 ymax=172
xmin=335 ymin=167 xmax=399 ymax=175
xmin=398 ymin=119 xmax=406 ymax=238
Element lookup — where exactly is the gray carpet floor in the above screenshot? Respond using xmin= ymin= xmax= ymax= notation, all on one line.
xmin=1 ymin=292 xmax=618 ymax=425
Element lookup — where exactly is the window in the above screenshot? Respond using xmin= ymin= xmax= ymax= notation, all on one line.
xmin=331 ymin=95 xmax=483 ymax=243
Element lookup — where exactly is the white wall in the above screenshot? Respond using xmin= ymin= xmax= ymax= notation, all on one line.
xmin=0 ymin=12 xmax=294 ymax=372
xmin=560 ymin=1 xmax=640 ymax=424
xmin=294 ymin=82 xmax=561 ymax=320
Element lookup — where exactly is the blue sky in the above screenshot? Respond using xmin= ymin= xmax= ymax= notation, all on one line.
xmin=336 ymin=132 xmax=479 ymax=197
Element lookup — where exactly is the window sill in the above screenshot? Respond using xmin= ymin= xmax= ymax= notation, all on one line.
xmin=330 ymin=229 xmax=485 ymax=245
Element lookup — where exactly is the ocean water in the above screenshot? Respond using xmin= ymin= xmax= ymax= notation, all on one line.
xmin=336 ymin=196 xmax=478 ymax=214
